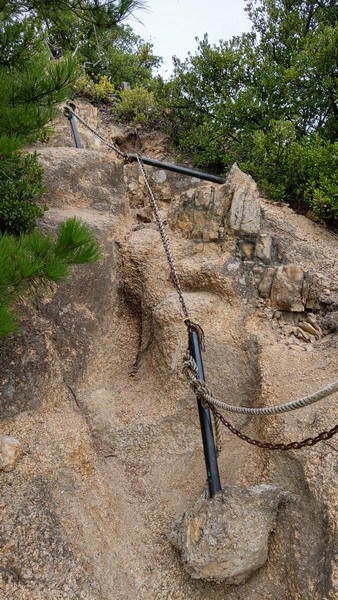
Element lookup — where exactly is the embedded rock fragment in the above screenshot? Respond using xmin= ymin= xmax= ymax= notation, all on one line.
xmin=255 ymin=234 xmax=273 ymax=263
xmin=168 ymin=485 xmax=287 ymax=584
xmin=169 ymin=183 xmax=231 ymax=241
xmin=0 ymin=435 xmax=21 ymax=471
xmin=270 ymin=265 xmax=306 ymax=312
xmin=227 ymin=164 xmax=261 ymax=236
xmin=258 ymin=267 xmax=276 ymax=299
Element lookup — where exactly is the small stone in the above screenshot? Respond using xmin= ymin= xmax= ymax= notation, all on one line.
xmin=136 ymin=207 xmax=153 ymax=223
xmin=255 ymin=234 xmax=272 ymax=264
xmin=270 ymin=265 xmax=305 ymax=312
xmin=298 ymin=321 xmax=320 ymax=338
xmin=296 ymin=327 xmax=311 ymax=342
xmin=258 ymin=268 xmax=276 ymax=299
xmin=0 ymin=435 xmax=21 ymax=471
xmin=152 ymin=169 xmax=167 ymax=185
xmin=240 ymin=242 xmax=254 ymax=260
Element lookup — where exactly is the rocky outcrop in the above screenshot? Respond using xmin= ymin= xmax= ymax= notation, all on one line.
xmin=0 ymin=105 xmax=337 ymax=600
xmin=168 ymin=486 xmax=287 ymax=584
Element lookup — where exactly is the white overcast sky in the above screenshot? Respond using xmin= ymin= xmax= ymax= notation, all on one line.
xmin=126 ymin=0 xmax=251 ymax=78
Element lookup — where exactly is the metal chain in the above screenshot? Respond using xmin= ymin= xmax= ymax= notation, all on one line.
xmin=65 ymin=104 xmax=127 ymax=159
xmin=65 ymin=105 xmax=337 ymax=453
xmin=207 ymin=402 xmax=338 ymax=450
xmin=183 ymin=352 xmax=338 ymax=416
xmin=136 ymin=154 xmax=190 ymax=320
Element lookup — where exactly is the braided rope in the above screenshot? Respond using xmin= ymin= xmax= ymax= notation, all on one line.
xmin=136 ymin=154 xmax=190 ymax=320
xmin=183 ymin=352 xmax=338 ymax=416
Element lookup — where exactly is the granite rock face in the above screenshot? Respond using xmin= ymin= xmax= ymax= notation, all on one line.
xmin=168 ymin=183 xmax=231 ymax=241
xmin=227 ymin=163 xmax=261 ymax=236
xmin=1 ymin=104 xmax=337 ymax=600
xmin=168 ymin=163 xmax=261 ymax=241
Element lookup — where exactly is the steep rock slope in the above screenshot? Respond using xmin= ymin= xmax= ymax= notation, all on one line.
xmin=0 ymin=104 xmax=337 ymax=600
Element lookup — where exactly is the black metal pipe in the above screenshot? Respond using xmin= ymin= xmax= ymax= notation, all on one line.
xmin=128 ymin=154 xmax=225 ymax=184
xmin=69 ymin=113 xmax=83 ymax=149
xmin=189 ymin=331 xmax=222 ymax=498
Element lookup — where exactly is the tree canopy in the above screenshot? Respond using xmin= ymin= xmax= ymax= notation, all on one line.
xmin=157 ymin=0 xmax=337 ymax=222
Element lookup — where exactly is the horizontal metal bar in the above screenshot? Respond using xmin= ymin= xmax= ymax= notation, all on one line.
xmin=128 ymin=154 xmax=225 ymax=184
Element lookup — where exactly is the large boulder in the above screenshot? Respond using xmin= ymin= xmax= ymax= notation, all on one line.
xmin=168 ymin=485 xmax=287 ymax=584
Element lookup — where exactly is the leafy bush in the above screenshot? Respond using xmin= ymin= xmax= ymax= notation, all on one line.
xmin=73 ymin=74 xmax=115 ymax=103
xmin=113 ymin=86 xmax=157 ymax=125
xmin=242 ymin=130 xmax=338 ymax=221
xmin=0 ymin=217 xmax=101 ymax=336
xmin=0 ymin=152 xmax=46 ymax=235
xmin=306 ymin=175 xmax=338 ymax=223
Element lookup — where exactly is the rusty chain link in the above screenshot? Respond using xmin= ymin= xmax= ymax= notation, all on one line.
xmin=207 ymin=402 xmax=338 ymax=450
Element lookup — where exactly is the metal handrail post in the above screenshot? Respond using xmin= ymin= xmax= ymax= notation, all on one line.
xmin=69 ymin=113 xmax=83 ymax=149
xmin=64 ymin=104 xmax=83 ymax=149
xmin=188 ymin=330 xmax=222 ymax=497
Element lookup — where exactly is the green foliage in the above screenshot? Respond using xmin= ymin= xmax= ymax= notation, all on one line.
xmin=113 ymin=86 xmax=157 ymax=125
xmin=0 ymin=217 xmax=101 ymax=336
xmin=0 ymin=9 xmax=79 ymax=237
xmin=73 ymin=74 xmax=115 ymax=103
xmin=70 ymin=24 xmax=162 ymax=91
xmin=0 ymin=152 xmax=46 ymax=235
xmin=156 ymin=0 xmax=338 ymax=223
xmin=0 ymin=53 xmax=79 ymax=145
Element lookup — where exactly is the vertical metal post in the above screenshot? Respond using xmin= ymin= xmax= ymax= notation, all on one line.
xmin=69 ymin=113 xmax=83 ymax=149
xmin=189 ymin=330 xmax=221 ymax=497
xmin=65 ymin=103 xmax=82 ymax=149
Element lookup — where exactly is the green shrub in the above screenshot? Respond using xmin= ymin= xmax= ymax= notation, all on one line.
xmin=241 ymin=127 xmax=338 ymax=223
xmin=0 ymin=151 xmax=46 ymax=235
xmin=73 ymin=74 xmax=115 ymax=103
xmin=306 ymin=176 xmax=338 ymax=223
xmin=113 ymin=86 xmax=157 ymax=125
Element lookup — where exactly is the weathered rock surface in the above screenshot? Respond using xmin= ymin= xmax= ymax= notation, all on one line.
xmin=168 ymin=163 xmax=261 ymax=242
xmin=168 ymin=183 xmax=231 ymax=241
xmin=270 ymin=265 xmax=307 ymax=312
xmin=227 ymin=163 xmax=261 ymax=235
xmin=168 ymin=485 xmax=287 ymax=583
xmin=1 ymin=104 xmax=337 ymax=600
